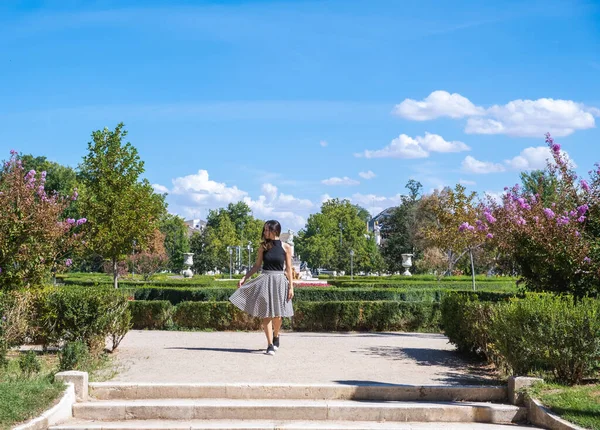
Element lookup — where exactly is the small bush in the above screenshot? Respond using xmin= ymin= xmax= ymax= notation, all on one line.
xmin=59 ymin=341 xmax=90 ymax=371
xmin=37 ymin=287 xmax=131 ymax=353
xmin=129 ymin=301 xmax=173 ymax=329
xmin=489 ymin=294 xmax=600 ymax=385
xmin=18 ymin=351 xmax=41 ymax=376
xmin=440 ymin=292 xmax=496 ymax=359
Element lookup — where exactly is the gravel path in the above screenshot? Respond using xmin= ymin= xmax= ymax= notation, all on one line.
xmin=109 ymin=331 xmax=497 ymax=386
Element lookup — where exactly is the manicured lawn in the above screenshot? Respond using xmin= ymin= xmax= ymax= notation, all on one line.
xmin=529 ymin=382 xmax=600 ymax=430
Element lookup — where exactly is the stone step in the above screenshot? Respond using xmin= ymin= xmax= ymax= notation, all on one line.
xmin=89 ymin=383 xmax=506 ymax=403
xmin=51 ymin=419 xmax=538 ymax=430
xmin=72 ymin=399 xmax=527 ymax=424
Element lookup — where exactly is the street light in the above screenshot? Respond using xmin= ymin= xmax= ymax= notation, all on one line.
xmin=227 ymin=246 xmax=234 ymax=280
xmin=349 ymin=249 xmax=355 ymax=280
xmin=246 ymin=241 xmax=253 ymax=272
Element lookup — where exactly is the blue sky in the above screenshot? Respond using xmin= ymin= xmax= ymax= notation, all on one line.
xmin=1 ymin=0 xmax=599 ymax=230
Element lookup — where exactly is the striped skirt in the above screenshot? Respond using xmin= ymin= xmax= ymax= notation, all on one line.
xmin=229 ymin=270 xmax=294 ymax=318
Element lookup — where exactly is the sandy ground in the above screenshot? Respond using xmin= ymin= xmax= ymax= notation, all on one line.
xmin=109 ymin=331 xmax=497 ymax=386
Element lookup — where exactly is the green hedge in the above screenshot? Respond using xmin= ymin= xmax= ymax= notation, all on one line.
xmin=133 ymin=286 xmax=516 ymax=305
xmin=129 ymin=300 xmax=173 ymax=329
xmin=440 ymin=292 xmax=600 ymax=385
xmin=61 ymin=279 xmax=235 ymax=288
xmin=327 ymin=280 xmax=516 ymax=290
xmin=130 ymin=300 xmax=441 ymax=332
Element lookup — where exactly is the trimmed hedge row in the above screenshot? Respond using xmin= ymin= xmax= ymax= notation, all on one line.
xmin=132 ymin=286 xmax=517 ymax=305
xmin=327 ymin=280 xmax=516 ymax=290
xmin=440 ymin=292 xmax=600 ymax=385
xmin=129 ymin=300 xmax=442 ymax=332
xmin=61 ymin=279 xmax=235 ymax=288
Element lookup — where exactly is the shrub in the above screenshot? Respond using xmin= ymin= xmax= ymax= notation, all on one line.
xmin=59 ymin=340 xmax=90 ymax=371
xmin=489 ymin=294 xmax=600 ymax=384
xmin=440 ymin=292 xmax=495 ymax=359
xmin=18 ymin=351 xmax=41 ymax=376
xmin=129 ymin=301 xmax=173 ymax=329
xmin=38 ymin=287 xmax=131 ymax=353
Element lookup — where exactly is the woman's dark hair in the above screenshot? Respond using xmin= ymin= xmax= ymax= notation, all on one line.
xmin=260 ymin=220 xmax=281 ymax=252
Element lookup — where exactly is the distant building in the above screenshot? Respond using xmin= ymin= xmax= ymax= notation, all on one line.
xmin=184 ymin=219 xmax=206 ymax=237
xmin=367 ymin=207 xmax=396 ymax=246
xmin=367 ymin=207 xmax=395 ymax=233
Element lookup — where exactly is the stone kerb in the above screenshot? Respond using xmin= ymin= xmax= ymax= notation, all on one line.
xmin=509 ymin=376 xmax=585 ymax=430
xmin=13 ymin=382 xmax=75 ymax=430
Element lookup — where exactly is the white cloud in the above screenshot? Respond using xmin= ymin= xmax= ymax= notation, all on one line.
xmin=461 ymin=156 xmax=506 ymax=174
xmin=484 ymin=191 xmax=504 ymax=204
xmin=462 ymin=146 xmax=578 ymax=175
xmin=504 ymin=146 xmax=553 ymax=170
xmin=396 ymin=91 xmax=598 ymax=137
xmin=465 ymin=98 xmax=597 ymax=137
xmin=356 ymin=133 xmax=469 ymax=159
xmin=393 ymin=90 xmax=485 ymax=120
xmin=152 ymin=183 xmax=169 ymax=194
xmin=459 ymin=179 xmax=476 ymax=186
xmin=320 ymin=193 xmax=332 ymax=203
xmin=359 ymin=170 xmax=376 ymax=179
xmin=261 ymin=183 xmax=278 ymax=202
xmin=319 ymin=140 xmax=328 ymax=147
xmin=171 ymin=170 xmax=248 ymax=204
xmin=350 ymin=192 xmax=402 ymax=215
xmin=155 ymin=171 xmax=315 ymax=231
xmin=321 ymin=176 xmax=360 ymax=186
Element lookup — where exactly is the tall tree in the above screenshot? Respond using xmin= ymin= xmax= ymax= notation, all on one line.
xmin=520 ymin=169 xmax=558 ymax=206
xmin=79 ymin=123 xmax=166 ymax=288
xmin=296 ymin=198 xmax=376 ymax=272
xmin=381 ymin=180 xmax=422 ymax=272
xmin=159 ymin=214 xmax=190 ymax=272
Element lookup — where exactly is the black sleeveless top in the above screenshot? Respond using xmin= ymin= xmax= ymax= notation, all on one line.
xmin=262 ymin=240 xmax=286 ymax=271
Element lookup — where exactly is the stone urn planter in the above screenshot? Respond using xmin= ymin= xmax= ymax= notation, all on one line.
xmin=182 ymin=253 xmax=194 ymax=278
xmin=401 ymin=253 xmax=413 ymax=276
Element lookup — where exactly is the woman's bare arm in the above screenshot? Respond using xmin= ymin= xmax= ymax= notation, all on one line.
xmin=283 ymin=243 xmax=294 ymax=301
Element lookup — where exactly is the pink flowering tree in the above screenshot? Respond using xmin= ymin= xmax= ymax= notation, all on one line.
xmin=0 ymin=151 xmax=86 ymax=290
xmin=483 ymin=134 xmax=599 ymax=297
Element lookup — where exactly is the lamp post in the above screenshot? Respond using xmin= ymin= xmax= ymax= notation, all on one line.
xmin=227 ymin=246 xmax=234 ymax=280
xmin=246 ymin=241 xmax=253 ymax=272
xmin=349 ymin=249 xmax=355 ymax=280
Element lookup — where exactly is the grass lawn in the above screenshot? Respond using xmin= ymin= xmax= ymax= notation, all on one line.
xmin=0 ymin=350 xmax=117 ymax=430
xmin=529 ymin=382 xmax=600 ymax=430
xmin=0 ymin=354 xmax=64 ymax=430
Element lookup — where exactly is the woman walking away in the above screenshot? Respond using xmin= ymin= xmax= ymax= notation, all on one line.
xmin=229 ymin=220 xmax=294 ymax=355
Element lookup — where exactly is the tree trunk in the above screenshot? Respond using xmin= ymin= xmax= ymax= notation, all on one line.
xmin=469 ymin=249 xmax=476 ymax=291
xmin=113 ymin=258 xmax=119 ymax=289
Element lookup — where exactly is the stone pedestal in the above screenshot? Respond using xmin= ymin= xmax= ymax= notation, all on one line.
xmin=55 ymin=371 xmax=88 ymax=401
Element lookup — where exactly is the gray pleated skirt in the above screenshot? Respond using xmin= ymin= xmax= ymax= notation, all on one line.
xmin=229 ymin=270 xmax=294 ymax=318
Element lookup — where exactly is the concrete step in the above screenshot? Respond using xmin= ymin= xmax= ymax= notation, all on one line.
xmin=89 ymin=383 xmax=506 ymax=403
xmin=50 ymin=419 xmax=538 ymax=429
xmin=72 ymin=399 xmax=527 ymax=424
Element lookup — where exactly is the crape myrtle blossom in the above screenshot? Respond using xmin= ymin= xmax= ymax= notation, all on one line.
xmin=0 ymin=151 xmax=88 ymax=289
xmin=477 ymin=133 xmax=600 ymax=297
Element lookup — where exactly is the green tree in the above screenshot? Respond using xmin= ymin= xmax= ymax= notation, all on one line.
xmin=381 ymin=180 xmax=423 ymax=272
xmin=420 ymin=184 xmax=487 ymax=288
xmin=296 ymin=198 xmax=375 ymax=272
xmin=520 ymin=169 xmax=558 ymax=206
xmin=18 ymin=155 xmax=78 ymax=197
xmin=78 ymin=123 xmax=166 ymax=288
xmin=159 ymin=214 xmax=190 ymax=272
